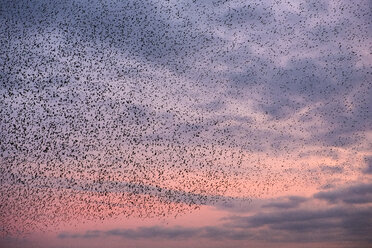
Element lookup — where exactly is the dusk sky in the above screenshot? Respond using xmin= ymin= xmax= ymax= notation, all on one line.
xmin=0 ymin=0 xmax=371 ymax=247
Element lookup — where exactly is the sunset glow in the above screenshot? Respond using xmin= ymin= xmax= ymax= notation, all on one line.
xmin=1 ymin=0 xmax=371 ymax=247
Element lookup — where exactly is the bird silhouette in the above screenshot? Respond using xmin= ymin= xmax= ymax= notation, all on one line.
xmin=0 ymin=0 xmax=370 ymax=238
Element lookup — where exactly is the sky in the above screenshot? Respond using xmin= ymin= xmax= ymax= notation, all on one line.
xmin=0 ymin=0 xmax=371 ymax=247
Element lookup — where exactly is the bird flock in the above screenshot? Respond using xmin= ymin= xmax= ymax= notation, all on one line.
xmin=1 ymin=0 xmax=371 ymax=237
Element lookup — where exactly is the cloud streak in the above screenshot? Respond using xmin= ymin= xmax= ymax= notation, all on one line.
xmin=58 ymin=182 xmax=372 ymax=246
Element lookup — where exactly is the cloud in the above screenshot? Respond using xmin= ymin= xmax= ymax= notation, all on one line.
xmin=58 ymin=226 xmax=227 ymax=240
xmin=106 ymin=226 xmax=199 ymax=240
xmin=228 ymin=207 xmax=346 ymax=228
xmin=319 ymin=165 xmax=344 ymax=174
xmin=58 ymin=206 xmax=372 ymax=244
xmin=58 ymin=225 xmax=255 ymax=242
xmin=212 ymin=197 xmax=254 ymax=213
xmin=2 ymin=171 xmax=244 ymax=208
xmin=223 ymin=183 xmax=372 ymax=244
xmin=362 ymin=156 xmax=372 ymax=174
xmin=314 ymin=183 xmax=372 ymax=204
xmin=262 ymin=196 xmax=307 ymax=209
xmin=1 ymin=0 xmax=223 ymax=76
xmin=57 ymin=182 xmax=372 ymax=246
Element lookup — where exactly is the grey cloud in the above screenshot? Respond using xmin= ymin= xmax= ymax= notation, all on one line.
xmin=58 ymin=230 xmax=101 ymax=239
xmin=1 ymin=171 xmax=241 ymax=208
xmin=228 ymin=207 xmax=345 ymax=228
xmin=302 ymin=0 xmax=329 ymax=12
xmin=362 ymin=156 xmax=372 ymax=174
xmin=222 ymin=0 xmax=372 ymax=147
xmin=3 ymin=0 xmax=371 ymax=156
xmin=229 ymin=52 xmax=371 ymax=147
xmin=320 ymin=165 xmax=344 ymax=174
xmin=225 ymin=183 xmax=372 ymax=243
xmin=59 ymin=226 xmax=222 ymax=240
xmin=262 ymin=196 xmax=307 ymax=209
xmin=58 ymin=204 xmax=372 ymax=244
xmin=59 ymin=225 xmax=254 ymax=241
xmin=106 ymin=226 xmax=199 ymax=240
xmin=1 ymin=0 xmax=223 ymax=76
xmin=195 ymin=100 xmax=226 ymax=112
xmin=57 ymin=182 xmax=372 ymax=245
xmin=225 ymin=204 xmax=372 ymax=244
xmin=314 ymin=183 xmax=372 ymax=204
xmin=217 ymin=3 xmax=275 ymax=27
xmin=269 ymin=219 xmax=341 ymax=232
xmin=212 ymin=198 xmax=254 ymax=213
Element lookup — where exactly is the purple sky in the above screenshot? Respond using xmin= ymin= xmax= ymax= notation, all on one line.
xmin=1 ymin=0 xmax=371 ymax=247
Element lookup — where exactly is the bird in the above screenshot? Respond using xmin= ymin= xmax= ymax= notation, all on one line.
xmin=0 ymin=0 xmax=370 ymax=239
